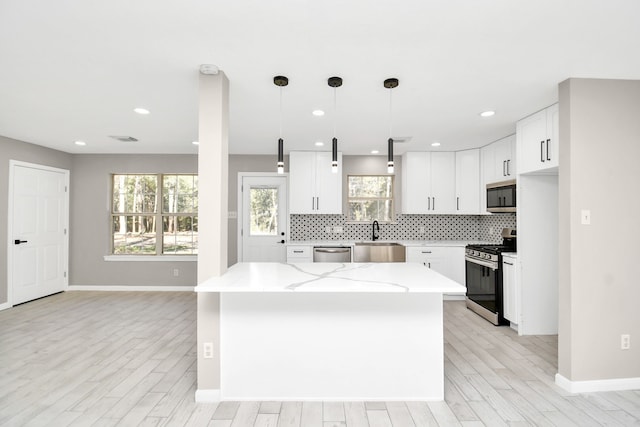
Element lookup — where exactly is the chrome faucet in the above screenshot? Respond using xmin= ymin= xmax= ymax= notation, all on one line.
xmin=372 ymin=220 xmax=380 ymax=241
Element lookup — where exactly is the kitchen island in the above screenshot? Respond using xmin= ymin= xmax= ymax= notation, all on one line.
xmin=195 ymin=262 xmax=465 ymax=401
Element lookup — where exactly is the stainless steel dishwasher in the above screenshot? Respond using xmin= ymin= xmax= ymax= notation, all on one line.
xmin=313 ymin=246 xmax=351 ymax=262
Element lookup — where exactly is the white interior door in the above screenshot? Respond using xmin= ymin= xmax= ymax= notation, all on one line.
xmin=241 ymin=176 xmax=288 ymax=262
xmin=9 ymin=161 xmax=69 ymax=305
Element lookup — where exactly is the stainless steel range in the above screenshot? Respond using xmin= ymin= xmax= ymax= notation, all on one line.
xmin=465 ymin=228 xmax=516 ymax=325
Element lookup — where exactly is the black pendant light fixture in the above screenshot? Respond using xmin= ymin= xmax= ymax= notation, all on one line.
xmin=328 ymin=76 xmax=343 ymax=173
xmin=274 ymin=75 xmax=289 ymax=174
xmin=384 ymin=78 xmax=399 ymax=173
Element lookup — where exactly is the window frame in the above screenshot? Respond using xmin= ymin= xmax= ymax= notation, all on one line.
xmin=110 ymin=173 xmax=198 ymax=256
xmin=346 ymin=174 xmax=395 ymax=223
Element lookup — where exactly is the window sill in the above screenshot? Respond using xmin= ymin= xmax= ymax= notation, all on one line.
xmin=103 ymin=255 xmax=197 ymax=262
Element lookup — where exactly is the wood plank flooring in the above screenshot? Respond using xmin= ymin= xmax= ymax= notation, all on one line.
xmin=1 ymin=291 xmax=639 ymax=426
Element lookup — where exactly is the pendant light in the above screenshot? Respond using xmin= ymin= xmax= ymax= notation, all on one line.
xmin=384 ymin=78 xmax=399 ymax=173
xmin=274 ymin=75 xmax=289 ymax=174
xmin=328 ymin=76 xmax=343 ymax=173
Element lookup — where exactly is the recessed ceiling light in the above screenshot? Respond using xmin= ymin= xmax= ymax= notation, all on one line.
xmin=312 ymin=110 xmax=325 ymax=117
xmin=479 ymin=110 xmax=495 ymax=117
xmin=371 ymin=150 xmax=380 ymax=154
xmin=74 ymin=140 xmax=86 ymax=146
xmin=134 ymin=107 xmax=150 ymax=115
xmin=431 ymin=142 xmax=441 ymax=147
xmin=315 ymin=141 xmax=324 ymax=147
xmin=192 ymin=141 xmax=199 ymax=145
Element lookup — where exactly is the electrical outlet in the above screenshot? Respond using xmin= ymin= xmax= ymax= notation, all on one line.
xmin=203 ymin=342 xmax=214 ymax=358
xmin=173 ymin=269 xmax=179 ymax=277
xmin=419 ymin=226 xmax=426 ymax=235
xmin=333 ymin=226 xmax=343 ymax=234
xmin=325 ymin=226 xmax=332 ymax=234
xmin=489 ymin=227 xmax=494 ymax=235
xmin=581 ymin=209 xmax=591 ymax=225
xmin=621 ymin=334 xmax=631 ymax=350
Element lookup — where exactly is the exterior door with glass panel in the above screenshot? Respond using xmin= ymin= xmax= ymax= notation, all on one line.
xmin=241 ymin=176 xmax=288 ymax=262
xmin=9 ymin=161 xmax=69 ymax=305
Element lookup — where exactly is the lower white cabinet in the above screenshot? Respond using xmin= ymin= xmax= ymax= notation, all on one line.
xmin=286 ymin=245 xmax=312 ymax=263
xmin=502 ymin=253 xmax=519 ymax=326
xmin=406 ymin=246 xmax=465 ymax=288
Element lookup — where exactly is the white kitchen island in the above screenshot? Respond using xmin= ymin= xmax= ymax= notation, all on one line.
xmin=195 ymin=262 xmax=465 ymax=401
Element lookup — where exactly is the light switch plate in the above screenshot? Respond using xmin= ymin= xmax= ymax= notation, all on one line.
xmin=581 ymin=209 xmax=591 ymax=225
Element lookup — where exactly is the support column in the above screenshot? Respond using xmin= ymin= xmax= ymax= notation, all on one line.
xmin=196 ymin=70 xmax=229 ymax=400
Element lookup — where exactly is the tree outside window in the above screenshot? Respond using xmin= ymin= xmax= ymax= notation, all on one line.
xmin=111 ymin=174 xmax=198 ymax=255
xmin=347 ymin=175 xmax=394 ymax=222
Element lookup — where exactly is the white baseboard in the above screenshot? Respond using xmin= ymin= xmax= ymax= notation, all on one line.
xmin=555 ymin=373 xmax=640 ymax=393
xmin=195 ymin=389 xmax=221 ymax=402
xmin=68 ymin=285 xmax=194 ymax=292
xmin=0 ymin=302 xmax=11 ymax=311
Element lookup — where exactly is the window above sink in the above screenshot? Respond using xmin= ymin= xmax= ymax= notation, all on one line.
xmin=347 ymin=175 xmax=394 ymax=222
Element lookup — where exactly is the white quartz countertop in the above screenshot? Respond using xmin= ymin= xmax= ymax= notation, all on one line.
xmin=195 ymin=262 xmax=466 ymax=293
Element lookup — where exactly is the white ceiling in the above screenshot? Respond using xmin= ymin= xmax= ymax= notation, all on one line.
xmin=1 ymin=0 xmax=640 ymax=156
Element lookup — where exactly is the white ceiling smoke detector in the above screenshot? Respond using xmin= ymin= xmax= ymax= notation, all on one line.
xmin=200 ymin=64 xmax=219 ymax=75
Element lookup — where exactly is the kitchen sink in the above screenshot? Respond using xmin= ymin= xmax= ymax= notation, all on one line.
xmin=353 ymin=242 xmax=406 ymax=262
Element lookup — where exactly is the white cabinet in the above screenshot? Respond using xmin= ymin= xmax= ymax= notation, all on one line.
xmin=286 ymin=245 xmax=312 ymax=263
xmin=516 ymin=103 xmax=559 ymax=174
xmin=402 ymin=152 xmax=456 ymax=214
xmin=289 ymin=151 xmax=342 ymax=214
xmin=502 ymin=253 xmax=519 ymax=326
xmin=406 ymin=246 xmax=465 ymax=288
xmin=455 ymin=149 xmax=481 ymax=214
xmin=481 ymin=134 xmax=516 ymax=185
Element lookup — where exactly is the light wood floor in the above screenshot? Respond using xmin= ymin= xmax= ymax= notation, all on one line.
xmin=1 ymin=292 xmax=639 ymax=426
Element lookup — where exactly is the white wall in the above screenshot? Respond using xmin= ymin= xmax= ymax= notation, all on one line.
xmin=558 ymin=78 xmax=640 ymax=382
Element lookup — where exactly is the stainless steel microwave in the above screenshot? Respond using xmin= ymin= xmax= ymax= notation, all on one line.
xmin=486 ymin=179 xmax=516 ymax=213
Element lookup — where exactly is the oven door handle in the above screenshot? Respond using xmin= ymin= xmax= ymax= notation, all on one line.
xmin=465 ymin=256 xmax=498 ymax=270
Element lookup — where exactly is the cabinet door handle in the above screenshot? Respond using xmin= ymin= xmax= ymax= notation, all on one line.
xmin=546 ymin=138 xmax=551 ymax=161
xmin=503 ymin=160 xmax=506 ymax=176
xmin=504 ymin=261 xmax=514 ymax=265
xmin=428 ymin=262 xmax=431 ymax=268
xmin=316 ymin=197 xmax=319 ymax=210
xmin=312 ymin=197 xmax=315 ymax=210
xmin=432 ymin=197 xmax=435 ymax=210
xmin=428 ymin=197 xmax=431 ymax=210
xmin=293 ymin=250 xmax=304 ymax=253
xmin=506 ymin=159 xmax=511 ymax=176
xmin=456 ymin=197 xmax=460 ymax=211
xmin=541 ymin=140 xmax=545 ymax=162
xmin=421 ymin=251 xmax=432 ymax=254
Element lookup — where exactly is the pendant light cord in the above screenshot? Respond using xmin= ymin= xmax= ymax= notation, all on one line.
xmin=279 ymin=86 xmax=283 ymax=139
xmin=389 ymin=88 xmax=393 ymax=139
xmin=333 ymin=87 xmax=337 ymax=137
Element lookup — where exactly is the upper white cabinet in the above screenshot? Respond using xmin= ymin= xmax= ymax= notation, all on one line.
xmin=455 ymin=149 xmax=481 ymax=214
xmin=481 ymin=134 xmax=516 ymax=185
xmin=289 ymin=151 xmax=342 ymax=214
xmin=402 ymin=152 xmax=456 ymax=214
xmin=516 ymin=103 xmax=559 ymax=174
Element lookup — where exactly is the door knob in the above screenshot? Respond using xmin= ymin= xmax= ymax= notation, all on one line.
xmin=14 ymin=239 xmax=28 ymax=245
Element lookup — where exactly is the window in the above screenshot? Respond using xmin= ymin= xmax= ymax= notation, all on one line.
xmin=111 ymin=174 xmax=198 ymax=255
xmin=347 ymin=175 xmax=394 ymax=222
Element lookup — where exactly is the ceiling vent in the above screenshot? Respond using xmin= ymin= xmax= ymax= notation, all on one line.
xmin=391 ymin=136 xmax=412 ymax=144
xmin=109 ymin=135 xmax=138 ymax=142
